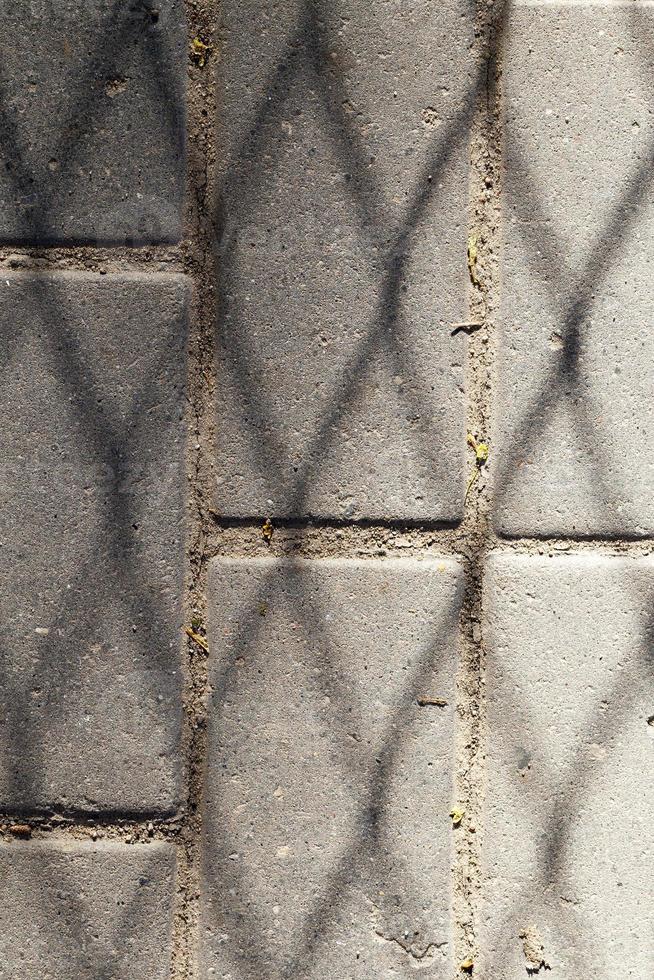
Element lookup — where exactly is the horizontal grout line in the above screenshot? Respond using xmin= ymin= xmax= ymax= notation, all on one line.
xmin=0 ymin=241 xmax=184 ymax=254
xmin=0 ymin=244 xmax=187 ymax=271
xmin=0 ymin=807 xmax=185 ymax=826
xmin=211 ymin=514 xmax=462 ymax=533
xmin=498 ymin=534 xmax=654 ymax=549
xmin=207 ymin=517 xmax=654 ymax=549
xmin=0 ymin=828 xmax=184 ymax=846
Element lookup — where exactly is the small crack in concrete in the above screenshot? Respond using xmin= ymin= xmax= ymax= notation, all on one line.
xmin=374 ymin=929 xmax=448 ymax=961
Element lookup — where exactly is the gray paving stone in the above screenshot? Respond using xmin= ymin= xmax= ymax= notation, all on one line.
xmin=0 ymin=0 xmax=186 ymax=244
xmin=214 ymin=1 xmax=474 ymax=521
xmin=480 ymin=553 xmax=654 ymax=979
xmin=493 ymin=3 xmax=654 ymax=537
xmin=200 ymin=557 xmax=462 ymax=978
xmin=0 ymin=272 xmax=188 ymax=812
xmin=0 ymin=840 xmax=175 ymax=980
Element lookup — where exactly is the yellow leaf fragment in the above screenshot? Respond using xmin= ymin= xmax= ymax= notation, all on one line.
xmin=450 ymin=807 xmax=465 ymax=827
xmin=475 ymin=441 xmax=489 ymax=464
xmin=465 ymin=434 xmax=489 ymax=504
xmin=460 ymin=956 xmax=474 ymax=972
xmin=191 ymin=37 xmax=212 ymax=68
xmin=262 ymin=518 xmax=274 ymax=543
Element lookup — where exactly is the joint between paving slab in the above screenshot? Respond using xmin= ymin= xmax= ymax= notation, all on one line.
xmin=450 ymin=2 xmax=507 ymax=971
xmin=0 ymin=811 xmax=183 ymax=839
xmin=212 ymin=514 xmax=462 ymax=532
xmin=189 ymin=520 xmax=654 ymax=561
xmin=0 ymin=244 xmax=185 ymax=273
xmin=171 ymin=1 xmax=220 ymax=977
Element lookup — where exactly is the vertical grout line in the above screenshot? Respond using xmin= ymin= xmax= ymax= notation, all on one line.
xmin=174 ymin=0 xmax=219 ymax=977
xmin=453 ymin=1 xmax=505 ymax=973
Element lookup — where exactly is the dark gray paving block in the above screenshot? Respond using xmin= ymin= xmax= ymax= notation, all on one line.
xmin=493 ymin=3 xmax=654 ymax=537
xmin=0 ymin=840 xmax=176 ymax=980
xmin=0 ymin=272 xmax=188 ymax=813
xmin=214 ymin=0 xmax=474 ymax=521
xmin=200 ymin=556 xmax=463 ymax=978
xmin=480 ymin=553 xmax=654 ymax=979
xmin=0 ymin=0 xmax=186 ymax=244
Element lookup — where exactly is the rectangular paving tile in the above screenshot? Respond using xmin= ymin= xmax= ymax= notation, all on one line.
xmin=493 ymin=3 xmax=654 ymax=537
xmin=201 ymin=557 xmax=462 ymax=978
xmin=214 ymin=0 xmax=474 ymax=521
xmin=0 ymin=272 xmax=188 ymax=813
xmin=481 ymin=553 xmax=654 ymax=978
xmin=0 ymin=840 xmax=175 ymax=979
xmin=0 ymin=0 xmax=186 ymax=244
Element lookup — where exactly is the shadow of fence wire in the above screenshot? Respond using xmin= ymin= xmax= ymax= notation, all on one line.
xmin=0 ymin=1 xmax=185 ymax=976
xmin=206 ymin=0 xmax=654 ymax=976
xmin=0 ymin=841 xmax=175 ymax=980
xmin=204 ymin=0 xmax=482 ymax=975
xmin=0 ymin=0 xmax=650 ymax=976
xmin=0 ymin=0 xmax=184 ymax=245
xmin=213 ymin=0 xmax=479 ymax=518
xmin=0 ymin=1 xmax=185 ymax=799
xmin=480 ymin=2 xmax=654 ymax=974
xmin=203 ymin=564 xmax=462 ymax=978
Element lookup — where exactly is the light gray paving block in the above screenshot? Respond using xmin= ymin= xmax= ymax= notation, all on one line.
xmin=493 ymin=3 xmax=654 ymax=537
xmin=0 ymin=840 xmax=176 ymax=980
xmin=0 ymin=0 xmax=186 ymax=244
xmin=0 ymin=272 xmax=188 ymax=812
xmin=214 ymin=1 xmax=474 ymax=521
xmin=200 ymin=557 xmax=462 ymax=978
xmin=480 ymin=553 xmax=654 ymax=979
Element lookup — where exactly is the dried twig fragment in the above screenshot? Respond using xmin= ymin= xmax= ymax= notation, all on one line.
xmin=184 ymin=626 xmax=209 ymax=653
xmin=9 ymin=825 xmax=31 ymax=838
xmin=467 ymin=234 xmax=479 ymax=286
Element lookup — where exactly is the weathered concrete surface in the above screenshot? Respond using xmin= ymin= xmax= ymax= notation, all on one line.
xmin=493 ymin=3 xmax=654 ymax=537
xmin=214 ymin=0 xmax=474 ymax=521
xmin=480 ymin=553 xmax=654 ymax=978
xmin=0 ymin=840 xmax=176 ymax=979
xmin=0 ymin=273 xmax=188 ymax=813
xmin=0 ymin=0 xmax=186 ymax=244
xmin=201 ymin=557 xmax=462 ymax=978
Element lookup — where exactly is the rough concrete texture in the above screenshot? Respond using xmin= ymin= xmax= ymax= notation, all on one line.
xmin=0 ymin=0 xmax=186 ymax=245
xmin=0 ymin=840 xmax=176 ymax=979
xmin=493 ymin=2 xmax=654 ymax=537
xmin=200 ymin=557 xmax=462 ymax=977
xmin=0 ymin=272 xmax=188 ymax=812
xmin=480 ymin=554 xmax=654 ymax=979
xmin=214 ymin=0 xmax=474 ymax=521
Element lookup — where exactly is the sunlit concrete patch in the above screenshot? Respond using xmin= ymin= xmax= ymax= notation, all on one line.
xmin=200 ymin=556 xmax=462 ymax=978
xmin=480 ymin=553 xmax=654 ymax=978
xmin=0 ymin=840 xmax=176 ymax=980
